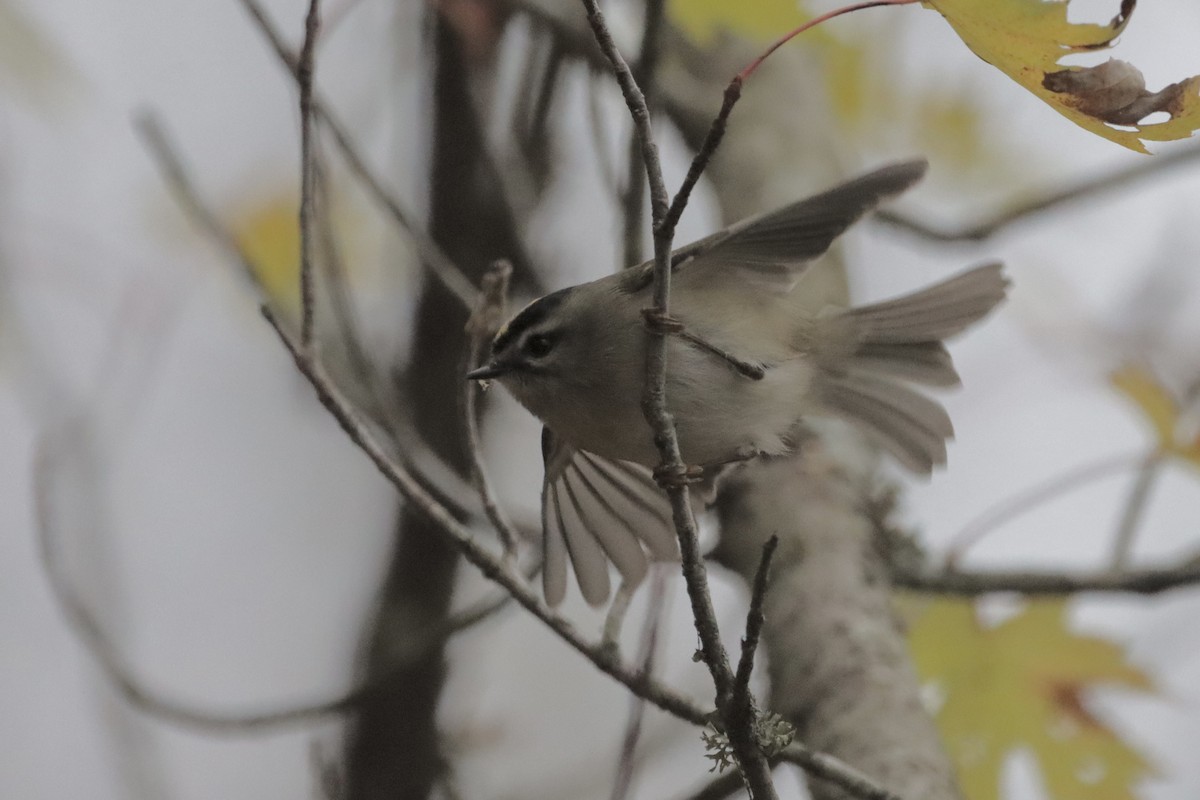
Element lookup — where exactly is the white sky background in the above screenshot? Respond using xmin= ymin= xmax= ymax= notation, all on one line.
xmin=2 ymin=1 xmax=1200 ymax=799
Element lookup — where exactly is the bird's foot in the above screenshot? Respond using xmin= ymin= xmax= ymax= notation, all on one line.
xmin=640 ymin=307 xmax=686 ymax=334
xmin=653 ymin=462 xmax=706 ymax=490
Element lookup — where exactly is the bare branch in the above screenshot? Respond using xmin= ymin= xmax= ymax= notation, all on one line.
xmin=463 ymin=260 xmax=521 ymax=554
xmin=661 ymin=81 xmax=742 ymax=236
xmin=311 ymin=144 xmax=393 ymax=429
xmin=683 ymin=741 xmax=903 ymax=800
xmin=778 ymin=744 xmax=903 ymax=800
xmin=580 ymin=0 xmax=729 ymax=707
xmin=297 ymin=0 xmax=321 ymax=349
xmin=133 ymin=114 xmax=262 ymax=295
xmin=733 ymin=536 xmax=778 ymax=713
xmin=236 ymin=0 xmax=481 ymax=309
xmin=662 ymin=0 xmax=916 ymax=236
xmin=877 ymin=139 xmax=1200 ymax=243
xmin=136 ymin=110 xmax=481 ymax=520
xmin=620 ymin=0 xmax=666 ymax=267
xmin=1110 ymin=452 xmax=1166 ymax=570
xmin=578 ymin=1 xmax=773 ymax=795
xmin=609 ymin=569 xmax=670 ymax=800
xmin=893 ymin=557 xmax=1200 ymax=596
xmin=944 ymin=450 xmax=1145 ymax=567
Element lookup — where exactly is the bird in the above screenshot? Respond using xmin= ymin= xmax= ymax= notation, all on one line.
xmin=467 ymin=159 xmax=1008 ymax=606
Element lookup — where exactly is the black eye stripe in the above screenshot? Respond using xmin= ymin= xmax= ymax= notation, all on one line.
xmin=491 ymin=288 xmax=573 ymax=354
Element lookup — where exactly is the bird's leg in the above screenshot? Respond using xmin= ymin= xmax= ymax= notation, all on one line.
xmin=640 ymin=308 xmax=766 ymax=381
xmin=601 ymin=580 xmax=635 ymax=651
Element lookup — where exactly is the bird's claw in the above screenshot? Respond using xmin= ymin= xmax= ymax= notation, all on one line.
xmin=653 ymin=462 xmax=705 ymax=490
xmin=641 ymin=307 xmax=686 ymax=334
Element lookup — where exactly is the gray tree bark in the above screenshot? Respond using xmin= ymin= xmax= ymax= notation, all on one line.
xmin=714 ymin=441 xmax=961 ymax=800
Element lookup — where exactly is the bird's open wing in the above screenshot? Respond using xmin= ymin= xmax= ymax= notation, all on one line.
xmin=540 ymin=427 xmax=678 ymax=606
xmin=621 ymin=160 xmax=928 ymax=296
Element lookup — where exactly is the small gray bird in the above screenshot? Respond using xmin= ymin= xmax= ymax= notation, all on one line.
xmin=468 ymin=160 xmax=1007 ymax=605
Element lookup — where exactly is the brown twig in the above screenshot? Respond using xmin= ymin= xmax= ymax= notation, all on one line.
xmin=297 ymin=0 xmax=321 ymax=349
xmin=662 ymin=0 xmax=917 ymax=237
xmin=737 ymin=0 xmax=917 ymax=83
xmin=684 ymin=742 xmax=902 ymax=800
xmin=578 ymin=0 xmax=773 ymax=795
xmin=609 ymin=568 xmax=671 ymax=800
xmin=1110 ymin=451 xmax=1166 ymax=570
xmin=621 ymin=0 xmax=666 ymax=267
xmin=778 ymin=744 xmax=903 ymax=800
xmin=876 ymin=139 xmax=1200 ymax=242
xmin=733 ymin=536 xmax=778 ymax=713
xmin=236 ymin=0 xmax=480 ymax=309
xmin=944 ymin=449 xmax=1146 ymax=567
xmin=311 ymin=145 xmax=393 ymax=429
xmin=893 ymin=556 xmax=1200 ymax=596
xmin=135 ymin=110 xmax=482 ymax=520
xmin=463 ymin=261 xmax=521 ymax=554
xmin=661 ymin=81 xmax=742 ymax=236
xmin=133 ymin=114 xmax=261 ymax=294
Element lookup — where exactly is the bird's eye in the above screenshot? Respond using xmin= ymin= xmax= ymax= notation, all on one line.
xmin=525 ymin=333 xmax=555 ymax=358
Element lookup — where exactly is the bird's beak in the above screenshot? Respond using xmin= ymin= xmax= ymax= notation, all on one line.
xmin=466 ymin=361 xmax=507 ymax=380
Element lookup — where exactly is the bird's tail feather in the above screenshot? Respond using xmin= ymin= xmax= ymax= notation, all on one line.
xmin=816 ymin=263 xmax=1007 ymax=472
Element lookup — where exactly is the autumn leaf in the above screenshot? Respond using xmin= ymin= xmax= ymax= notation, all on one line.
xmin=1111 ymin=363 xmax=1200 ymax=469
xmin=230 ymin=192 xmax=303 ymax=314
xmin=668 ymin=0 xmax=808 ymax=45
xmin=921 ymin=0 xmax=1200 ymax=153
xmin=908 ymin=598 xmax=1154 ymax=800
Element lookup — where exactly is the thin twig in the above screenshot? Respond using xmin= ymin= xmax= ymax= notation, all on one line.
xmin=586 ymin=68 xmax=623 ymax=198
xmin=311 ymin=144 xmax=394 ymax=430
xmin=1110 ymin=452 xmax=1166 ymax=570
xmin=661 ymin=81 xmax=742 ymax=236
xmin=579 ymin=1 xmax=772 ymax=795
xmin=663 ymin=0 xmax=917 ymax=236
xmin=237 ymin=0 xmax=480 ymax=309
xmin=133 ymin=114 xmax=261 ymax=293
xmin=877 ymin=139 xmax=1200 ymax=243
xmin=894 ymin=556 xmax=1200 ymax=596
xmin=778 ymin=744 xmax=902 ymax=800
xmin=463 ymin=261 xmax=521 ymax=555
xmin=136 ymin=110 xmax=481 ymax=520
xmin=621 ymin=0 xmax=666 ymax=267
xmin=297 ymin=0 xmax=321 ymax=349
xmin=738 ymin=0 xmax=917 ymax=83
xmin=944 ymin=450 xmax=1146 ymax=568
xmin=609 ymin=568 xmax=670 ymax=800
xmin=579 ymin=0 xmax=729 ymax=708
xmin=684 ymin=741 xmax=902 ymax=800
xmin=733 ymin=536 xmax=778 ymax=713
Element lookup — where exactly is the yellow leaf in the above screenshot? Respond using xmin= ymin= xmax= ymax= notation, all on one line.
xmin=668 ymin=0 xmax=808 ymax=45
xmin=230 ymin=192 xmax=302 ymax=315
xmin=909 ymin=598 xmax=1154 ymax=800
xmin=1110 ymin=363 xmax=1200 ymax=467
xmin=921 ymin=0 xmax=1200 ymax=153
